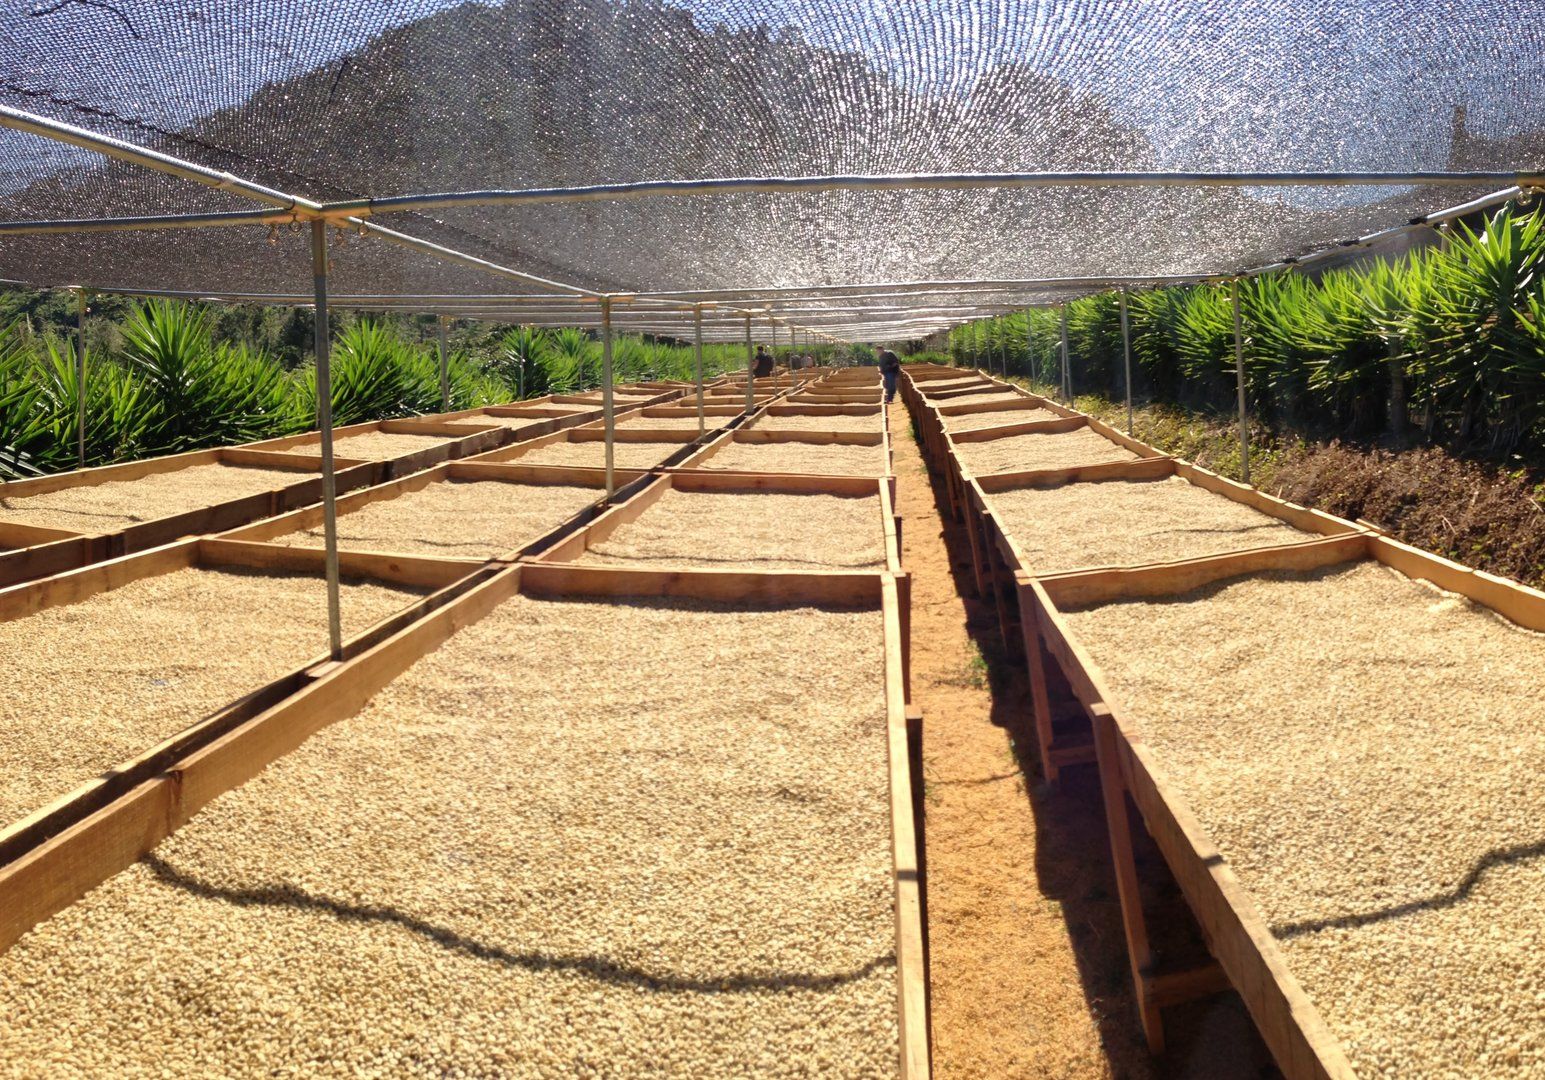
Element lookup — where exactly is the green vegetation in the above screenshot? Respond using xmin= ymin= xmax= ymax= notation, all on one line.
xmin=950 ymin=206 xmax=1545 ymax=460
xmin=0 ymin=299 xmax=779 ymax=479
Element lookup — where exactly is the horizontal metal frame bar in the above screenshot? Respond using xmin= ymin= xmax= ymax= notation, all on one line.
xmin=0 ymin=105 xmax=315 ymax=213
xmin=322 ymin=171 xmax=1545 ymax=218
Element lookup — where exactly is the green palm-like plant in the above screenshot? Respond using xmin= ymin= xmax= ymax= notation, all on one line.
xmin=120 ymin=299 xmax=288 ymax=451
xmin=541 ymin=328 xmax=595 ymax=392
xmin=496 ymin=326 xmax=546 ymax=399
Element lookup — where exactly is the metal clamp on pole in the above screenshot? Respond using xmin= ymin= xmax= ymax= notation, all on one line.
xmin=601 ymin=296 xmax=616 ymax=498
xmin=310 ymin=220 xmax=343 ymax=661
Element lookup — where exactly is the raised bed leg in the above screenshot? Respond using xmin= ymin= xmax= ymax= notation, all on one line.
xmin=961 ymin=506 xmax=988 ymax=599
xmin=1092 ymin=705 xmax=1165 ymax=1054
xmin=1021 ymin=607 xmax=1060 ymax=786
xmin=984 ymin=541 xmax=1019 ymax=661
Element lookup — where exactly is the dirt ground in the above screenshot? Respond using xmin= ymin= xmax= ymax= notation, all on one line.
xmin=889 ymin=404 xmax=1279 ymax=1080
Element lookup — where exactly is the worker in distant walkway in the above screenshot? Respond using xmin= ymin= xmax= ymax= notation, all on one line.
xmin=878 ymin=347 xmax=902 ymax=403
xmin=753 ymin=346 xmax=774 ymax=379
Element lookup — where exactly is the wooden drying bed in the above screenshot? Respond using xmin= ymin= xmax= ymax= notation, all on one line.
xmin=0 ymin=564 xmax=927 ymax=1079
xmin=480 ymin=427 xmax=702 ymax=470
xmin=540 ymin=471 xmax=901 ymax=574
xmin=1015 ymin=532 xmax=1545 ymax=1078
xmin=221 ymin=461 xmax=632 ymax=561
xmin=0 ymin=449 xmax=379 ymax=587
xmin=680 ymin=430 xmax=890 ymax=477
xmin=0 ymin=538 xmax=483 ymax=881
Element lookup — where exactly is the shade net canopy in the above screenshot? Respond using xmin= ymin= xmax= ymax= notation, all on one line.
xmin=1 ymin=0 xmax=1542 ymax=339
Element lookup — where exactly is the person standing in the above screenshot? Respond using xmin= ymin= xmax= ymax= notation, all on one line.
xmin=878 ymin=347 xmax=902 ymax=403
xmin=753 ymin=346 xmax=774 ymax=378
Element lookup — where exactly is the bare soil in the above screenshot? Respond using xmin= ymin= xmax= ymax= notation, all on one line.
xmin=889 ymin=404 xmax=1276 ymax=1080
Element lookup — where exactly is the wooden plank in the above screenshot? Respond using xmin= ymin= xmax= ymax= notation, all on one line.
xmin=1175 ymin=462 xmax=1360 ymax=538
xmin=1038 ymin=533 xmax=1372 ymax=609
xmin=519 ymin=561 xmax=884 ymax=608
xmin=1014 ymin=576 xmax=1064 ymax=783
xmin=1032 ymin=583 xmax=1355 ymax=1080
xmin=0 ymin=778 xmax=179 ymax=955
xmin=534 ymin=474 xmax=671 ymax=563
xmin=883 ymin=575 xmax=932 ymax=1080
xmin=936 ymin=397 xmax=1050 ymax=418
xmin=0 ymin=446 xmax=224 ymax=497
xmin=667 ymin=470 xmax=879 ymax=497
xmin=640 ymin=405 xmax=743 ymax=417
xmin=570 ymin=427 xmax=698 ymax=444
xmin=447 ymin=460 xmax=647 ymax=487
xmin=197 ymin=537 xmax=485 ymax=590
xmin=219 ymin=466 xmax=452 ymax=543
xmin=925 ymin=384 xmax=1026 ymax=403
xmin=975 ymin=456 xmax=1176 ymax=493
xmin=766 ymin=404 xmax=882 ymax=417
xmin=1092 ymin=706 xmax=1163 ymax=1051
xmin=731 ymin=429 xmax=884 ymax=447
xmin=0 ymin=521 xmax=85 ymax=545
xmin=1084 ymin=415 xmax=1168 ymax=459
xmin=1143 ymin=964 xmax=1231 ymax=1010
xmin=0 ymin=539 xmax=200 ymax=624
xmin=0 ymin=534 xmax=104 ymax=590
xmin=216 ymin=447 xmax=372 ymax=473
xmin=948 ymin=414 xmax=1088 ymax=443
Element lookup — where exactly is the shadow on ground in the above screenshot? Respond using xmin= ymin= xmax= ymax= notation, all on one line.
xmin=907 ymin=415 xmax=1281 ymax=1080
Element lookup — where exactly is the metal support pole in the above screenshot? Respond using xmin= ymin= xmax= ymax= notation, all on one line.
xmin=310 ymin=221 xmax=343 ymax=661
xmin=744 ymin=313 xmax=754 ymax=414
xmin=1023 ymin=306 xmax=1033 ymax=382
xmin=436 ymin=315 xmax=450 ymax=411
xmin=601 ymin=295 xmax=616 ymax=498
xmin=1118 ymin=288 xmax=1134 ymax=435
xmin=1059 ymin=305 xmax=1072 ymax=403
xmin=74 ymin=288 xmax=87 ymax=467
xmin=693 ymin=304 xmax=705 ymax=436
xmin=997 ymin=321 xmax=1007 ymax=379
xmin=1230 ymin=279 xmax=1251 ymax=485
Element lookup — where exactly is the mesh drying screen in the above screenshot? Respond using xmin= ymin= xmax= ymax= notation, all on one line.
xmin=0 ymin=0 xmax=1540 ymax=330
